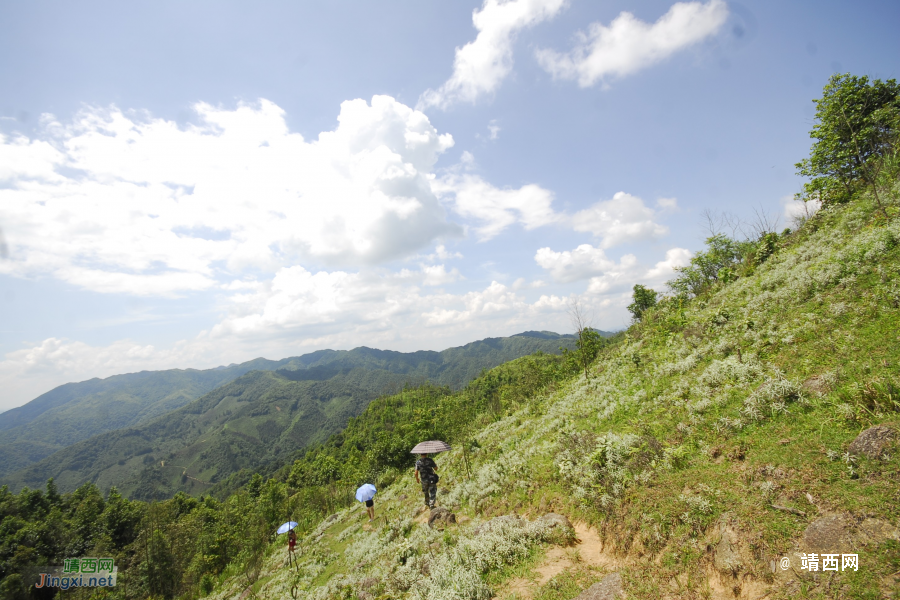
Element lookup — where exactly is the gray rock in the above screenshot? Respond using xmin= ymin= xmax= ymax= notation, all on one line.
xmin=327 ymin=513 xmax=339 ymax=522
xmin=711 ymin=514 xmax=743 ymax=575
xmin=539 ymin=513 xmax=576 ymax=544
xmin=848 ymin=425 xmax=897 ymax=460
xmin=714 ymin=529 xmax=742 ymax=574
xmin=802 ymin=514 xmax=856 ymax=554
xmin=574 ymin=573 xmax=624 ymax=600
xmin=428 ymin=507 xmax=456 ymax=529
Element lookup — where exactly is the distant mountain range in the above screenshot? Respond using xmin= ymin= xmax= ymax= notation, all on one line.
xmin=0 ymin=331 xmax=606 ymax=499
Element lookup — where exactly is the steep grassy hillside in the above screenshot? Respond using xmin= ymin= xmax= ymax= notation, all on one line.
xmin=2 ymin=332 xmax=579 ymax=498
xmin=202 ymin=196 xmax=900 ymax=600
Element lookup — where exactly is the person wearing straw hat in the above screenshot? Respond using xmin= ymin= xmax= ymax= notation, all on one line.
xmin=414 ymin=453 xmax=439 ymax=509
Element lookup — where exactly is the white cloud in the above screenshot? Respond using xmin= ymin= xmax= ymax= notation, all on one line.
xmin=433 ymin=174 xmax=561 ymax=240
xmin=644 ymin=247 xmax=692 ymax=281
xmin=419 ymin=0 xmax=568 ymax=109
xmin=0 ymin=96 xmax=460 ymax=296
xmin=535 ymin=241 xmax=690 ymax=293
xmin=422 ymin=264 xmax=463 ymax=286
xmin=435 ymin=245 xmax=464 ymax=260
xmin=536 ymin=0 xmax=728 ymax=87
xmin=488 ymin=120 xmax=501 ymax=140
xmin=534 ymin=244 xmax=618 ymax=283
xmin=586 ymin=246 xmax=690 ymax=294
xmin=656 ymin=197 xmax=679 ymax=212
xmin=571 ymin=192 xmax=669 ymax=248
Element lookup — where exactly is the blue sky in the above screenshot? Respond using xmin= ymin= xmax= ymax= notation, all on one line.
xmin=1 ymin=0 xmax=897 ymax=410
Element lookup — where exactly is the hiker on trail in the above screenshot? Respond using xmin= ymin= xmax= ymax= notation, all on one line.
xmin=355 ymin=483 xmax=377 ymax=521
xmin=414 ymin=453 xmax=439 ymax=509
xmin=287 ymin=528 xmax=297 ymax=562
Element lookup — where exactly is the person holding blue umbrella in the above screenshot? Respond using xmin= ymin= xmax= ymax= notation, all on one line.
xmin=277 ymin=521 xmax=298 ymax=566
xmin=356 ymin=483 xmax=377 ymax=520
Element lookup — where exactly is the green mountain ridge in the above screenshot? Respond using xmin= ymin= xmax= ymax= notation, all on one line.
xmin=1 ymin=331 xmax=583 ymax=499
xmin=0 ymin=358 xmax=302 ymax=478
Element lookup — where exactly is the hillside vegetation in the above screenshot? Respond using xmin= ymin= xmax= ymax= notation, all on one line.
xmin=196 ymin=188 xmax=900 ymax=600
xmin=1 ymin=73 xmax=898 ymax=600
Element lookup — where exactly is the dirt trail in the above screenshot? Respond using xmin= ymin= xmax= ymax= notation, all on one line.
xmin=503 ymin=522 xmax=619 ymax=599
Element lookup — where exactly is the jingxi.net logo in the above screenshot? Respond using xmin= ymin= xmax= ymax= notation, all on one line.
xmin=34 ymin=557 xmax=117 ymax=590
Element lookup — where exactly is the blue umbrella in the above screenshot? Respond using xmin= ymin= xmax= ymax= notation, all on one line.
xmin=355 ymin=483 xmax=377 ymax=502
xmin=277 ymin=521 xmax=298 ymax=534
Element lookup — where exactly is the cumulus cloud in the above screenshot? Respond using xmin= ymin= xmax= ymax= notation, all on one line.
xmin=419 ymin=0 xmax=568 ymax=109
xmin=535 ymin=242 xmax=690 ymax=292
xmin=421 ymin=264 xmax=463 ymax=286
xmin=534 ymin=244 xmax=618 ymax=283
xmin=0 ymin=96 xmax=460 ymax=296
xmin=210 ymin=262 xmax=481 ymax=342
xmin=586 ymin=246 xmax=690 ymax=294
xmin=433 ymin=174 xmax=561 ymax=240
xmin=536 ymin=0 xmax=728 ymax=87
xmin=571 ymin=192 xmax=669 ymax=248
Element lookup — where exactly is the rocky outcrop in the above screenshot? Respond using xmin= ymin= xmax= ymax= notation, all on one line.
xmin=848 ymin=424 xmax=897 ymax=459
xmin=802 ymin=513 xmax=857 ymax=554
xmin=710 ymin=513 xmax=745 ymax=576
xmin=574 ymin=572 xmax=624 ymax=600
xmin=427 ymin=507 xmax=456 ymax=529
xmin=802 ymin=513 xmax=900 ymax=554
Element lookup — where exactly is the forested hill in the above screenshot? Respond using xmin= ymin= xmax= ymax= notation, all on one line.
xmin=0 ymin=358 xmax=297 ymax=479
xmin=1 ymin=331 xmax=583 ymax=498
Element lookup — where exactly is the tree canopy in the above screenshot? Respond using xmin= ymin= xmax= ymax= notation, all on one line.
xmin=796 ymin=73 xmax=900 ymax=207
xmin=627 ymin=284 xmax=659 ymax=322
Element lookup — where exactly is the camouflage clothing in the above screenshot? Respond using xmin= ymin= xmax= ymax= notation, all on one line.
xmin=415 ymin=456 xmax=438 ymax=508
xmin=421 ymin=481 xmax=437 ymax=508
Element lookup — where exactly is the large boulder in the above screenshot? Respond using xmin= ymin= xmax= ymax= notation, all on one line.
xmin=574 ymin=573 xmax=624 ymax=600
xmin=802 ymin=513 xmax=857 ymax=554
xmin=848 ymin=425 xmax=897 ymax=460
xmin=802 ymin=513 xmax=899 ymax=558
xmin=539 ymin=513 xmax=576 ymax=545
